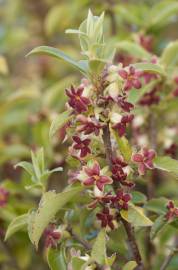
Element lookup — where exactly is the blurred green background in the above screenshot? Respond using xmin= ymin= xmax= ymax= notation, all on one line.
xmin=1 ymin=0 xmax=178 ymax=269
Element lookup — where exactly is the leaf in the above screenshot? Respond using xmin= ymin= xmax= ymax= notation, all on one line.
xmin=72 ymin=257 xmax=86 ymax=270
xmin=122 ymin=204 xmax=153 ymax=227
xmin=117 ymin=41 xmax=151 ymax=59
xmin=27 ymin=46 xmax=88 ymax=75
xmin=160 ymin=40 xmax=178 ymax=67
xmin=91 ymin=229 xmax=106 ymax=265
xmin=144 ymin=198 xmax=168 ymax=214
xmin=131 ymin=191 xmax=147 ymax=204
xmin=5 ymin=214 xmax=28 ymax=241
xmin=47 ymin=248 xmax=67 ymax=270
xmin=113 ymin=132 xmax=132 ymax=162
xmin=49 ymin=111 xmax=71 ymax=139
xmin=133 ymin=63 xmax=165 ymax=76
xmin=123 ymin=261 xmax=137 ymax=270
xmin=28 ymin=186 xmax=83 ymax=248
xmin=128 ymin=79 xmax=160 ymax=104
xmin=15 ymin=161 xmax=34 ymax=177
xmin=148 ymin=1 xmax=178 ymax=28
xmin=150 ymin=215 xmax=167 ymax=240
xmin=154 ymin=156 xmax=178 ymax=176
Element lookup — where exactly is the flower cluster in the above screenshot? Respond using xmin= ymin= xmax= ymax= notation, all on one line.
xmin=165 ymin=201 xmax=178 ymax=221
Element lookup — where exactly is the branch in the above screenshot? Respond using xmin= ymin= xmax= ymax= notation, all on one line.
xmin=67 ymin=226 xmax=92 ymax=250
xmin=102 ymin=123 xmax=143 ymax=269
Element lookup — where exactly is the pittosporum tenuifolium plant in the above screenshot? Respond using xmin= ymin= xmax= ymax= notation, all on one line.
xmin=4 ymin=9 xmax=178 ymax=270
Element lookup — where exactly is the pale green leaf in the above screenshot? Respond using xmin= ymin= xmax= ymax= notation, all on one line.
xmin=28 ymin=186 xmax=83 ymax=248
xmin=47 ymin=248 xmax=67 ymax=270
xmin=160 ymin=40 xmax=178 ymax=68
xmin=113 ymin=131 xmax=132 ymax=162
xmin=154 ymin=156 xmax=178 ymax=175
xmin=27 ymin=46 xmax=88 ymax=75
xmin=117 ymin=41 xmax=151 ymax=59
xmin=133 ymin=63 xmax=165 ymax=76
xmin=5 ymin=214 xmax=28 ymax=241
xmin=15 ymin=161 xmax=34 ymax=177
xmin=49 ymin=111 xmax=71 ymax=139
xmin=123 ymin=261 xmax=137 ymax=270
xmin=150 ymin=215 xmax=167 ymax=240
xmin=91 ymin=229 xmax=106 ymax=265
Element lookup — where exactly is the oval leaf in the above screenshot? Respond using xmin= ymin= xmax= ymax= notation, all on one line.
xmin=28 ymin=186 xmax=83 ymax=248
xmin=123 ymin=261 xmax=137 ymax=270
xmin=49 ymin=111 xmax=71 ymax=139
xmin=5 ymin=214 xmax=28 ymax=241
xmin=133 ymin=63 xmax=165 ymax=76
xmin=117 ymin=41 xmax=151 ymax=59
xmin=91 ymin=229 xmax=106 ymax=265
xmin=150 ymin=214 xmax=167 ymax=240
xmin=154 ymin=156 xmax=178 ymax=175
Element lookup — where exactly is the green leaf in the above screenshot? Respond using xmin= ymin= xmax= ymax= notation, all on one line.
xmin=150 ymin=215 xmax=167 ymax=240
xmin=148 ymin=1 xmax=178 ymax=28
xmin=154 ymin=156 xmax=178 ymax=176
xmin=113 ymin=132 xmax=132 ymax=162
xmin=131 ymin=191 xmax=147 ymax=205
xmin=47 ymin=248 xmax=67 ymax=270
xmin=91 ymin=229 xmax=106 ymax=265
xmin=27 ymin=46 xmax=88 ymax=75
xmin=160 ymin=40 xmax=178 ymax=68
xmin=49 ymin=111 xmax=71 ymax=139
xmin=144 ymin=198 xmax=168 ymax=214
xmin=133 ymin=63 xmax=165 ymax=76
xmin=117 ymin=41 xmax=151 ymax=59
xmin=28 ymin=186 xmax=83 ymax=248
xmin=72 ymin=257 xmax=86 ymax=270
xmin=15 ymin=161 xmax=34 ymax=177
xmin=121 ymin=204 xmax=153 ymax=227
xmin=123 ymin=261 xmax=137 ymax=270
xmin=5 ymin=214 xmax=28 ymax=241
xmin=128 ymin=79 xmax=160 ymax=104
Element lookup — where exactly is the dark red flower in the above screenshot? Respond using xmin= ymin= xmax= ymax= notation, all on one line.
xmin=111 ymin=189 xmax=131 ymax=210
xmin=66 ymin=85 xmax=90 ymax=113
xmin=139 ymin=88 xmax=160 ymax=106
xmin=76 ymin=115 xmax=102 ymax=136
xmin=0 ymin=187 xmax=9 ymax=207
xmin=113 ymin=114 xmax=134 ymax=137
xmin=165 ymin=143 xmax=177 ymax=159
xmin=117 ymin=95 xmax=134 ymax=112
xmin=44 ymin=224 xmax=61 ymax=248
xmin=132 ymin=148 xmax=156 ymax=175
xmin=72 ymin=136 xmax=91 ymax=158
xmin=165 ymin=201 xmax=178 ymax=221
xmin=83 ymin=161 xmax=112 ymax=191
xmin=118 ymin=66 xmax=142 ymax=91
xmin=96 ymin=207 xmax=115 ymax=230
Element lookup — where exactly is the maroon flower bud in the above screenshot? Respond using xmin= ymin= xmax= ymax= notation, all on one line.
xmin=83 ymin=161 xmax=112 ymax=191
xmin=165 ymin=143 xmax=177 ymax=159
xmin=165 ymin=201 xmax=178 ymax=221
xmin=132 ymin=148 xmax=156 ymax=175
xmin=0 ymin=187 xmax=9 ymax=207
xmin=66 ymin=85 xmax=90 ymax=113
xmin=139 ymin=88 xmax=160 ymax=106
xmin=44 ymin=224 xmax=61 ymax=248
xmin=118 ymin=66 xmax=142 ymax=91
xmin=72 ymin=136 xmax=91 ymax=158
xmin=113 ymin=114 xmax=134 ymax=137
xmin=111 ymin=189 xmax=131 ymax=210
xmin=76 ymin=115 xmax=103 ymax=136
xmin=117 ymin=95 xmax=134 ymax=112
xmin=96 ymin=207 xmax=115 ymax=230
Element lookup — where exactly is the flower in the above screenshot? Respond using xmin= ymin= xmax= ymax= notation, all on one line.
xmin=66 ymin=85 xmax=90 ymax=113
xmin=76 ymin=115 xmax=102 ymax=136
xmin=44 ymin=224 xmax=61 ymax=248
xmin=139 ymin=88 xmax=160 ymax=106
xmin=165 ymin=201 xmax=178 ymax=221
xmin=132 ymin=148 xmax=156 ymax=175
xmin=83 ymin=161 xmax=112 ymax=191
xmin=72 ymin=136 xmax=91 ymax=158
xmin=113 ymin=114 xmax=134 ymax=137
xmin=117 ymin=95 xmax=134 ymax=113
xmin=96 ymin=207 xmax=115 ymax=230
xmin=111 ymin=157 xmax=134 ymax=187
xmin=111 ymin=189 xmax=131 ymax=210
xmin=0 ymin=187 xmax=9 ymax=207
xmin=118 ymin=66 xmax=142 ymax=91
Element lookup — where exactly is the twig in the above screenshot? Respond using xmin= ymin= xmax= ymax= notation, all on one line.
xmin=102 ymin=123 xmax=143 ymax=269
xmin=67 ymin=226 xmax=92 ymax=250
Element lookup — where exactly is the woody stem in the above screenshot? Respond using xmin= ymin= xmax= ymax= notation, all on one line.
xmin=102 ymin=122 xmax=143 ymax=269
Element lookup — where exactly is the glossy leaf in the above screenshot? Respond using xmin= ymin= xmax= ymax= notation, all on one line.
xmin=5 ymin=214 xmax=28 ymax=241
xmin=133 ymin=63 xmax=165 ymax=76
xmin=47 ymin=248 xmax=67 ymax=270
xmin=91 ymin=229 xmax=106 ymax=265
xmin=113 ymin=132 xmax=132 ymax=162
xmin=150 ymin=215 xmax=167 ymax=240
xmin=49 ymin=111 xmax=71 ymax=139
xmin=154 ymin=156 xmax=178 ymax=176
